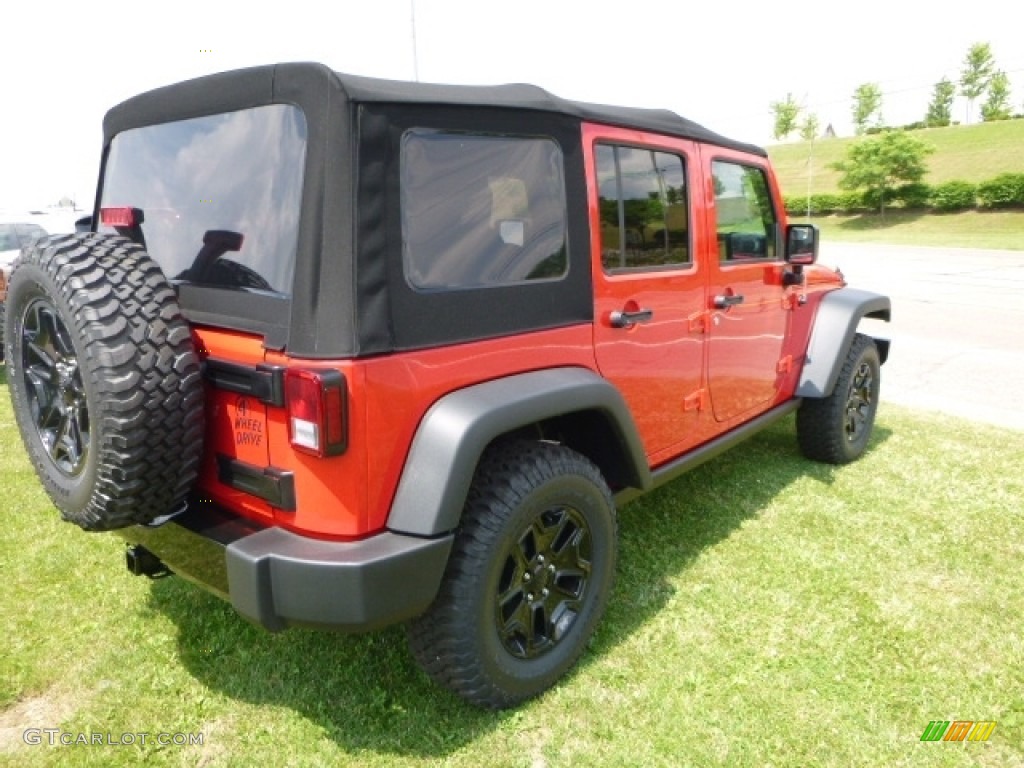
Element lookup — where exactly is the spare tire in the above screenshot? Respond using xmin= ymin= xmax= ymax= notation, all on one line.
xmin=3 ymin=233 xmax=204 ymax=531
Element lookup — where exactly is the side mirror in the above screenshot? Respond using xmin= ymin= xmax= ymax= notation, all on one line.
xmin=785 ymin=224 xmax=818 ymax=265
xmin=74 ymin=215 xmax=93 ymax=233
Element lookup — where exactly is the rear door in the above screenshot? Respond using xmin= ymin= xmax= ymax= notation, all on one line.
xmin=585 ymin=124 xmax=709 ymax=465
xmin=701 ymin=149 xmax=792 ymax=423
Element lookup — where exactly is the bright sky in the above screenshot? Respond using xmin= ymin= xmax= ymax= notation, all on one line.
xmin=2 ymin=0 xmax=1020 ymax=210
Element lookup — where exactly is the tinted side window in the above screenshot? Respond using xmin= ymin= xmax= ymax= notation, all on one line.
xmin=99 ymin=105 xmax=307 ymax=296
xmin=712 ymin=161 xmax=778 ymax=261
xmin=401 ymin=131 xmax=568 ymax=291
xmin=596 ymin=144 xmax=689 ymax=272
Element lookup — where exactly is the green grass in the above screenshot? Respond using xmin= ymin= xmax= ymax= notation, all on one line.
xmin=2 ymin=366 xmax=1023 ymax=767
xmin=769 ymin=119 xmax=1024 ymax=196
xmin=791 ymin=209 xmax=1024 ymax=251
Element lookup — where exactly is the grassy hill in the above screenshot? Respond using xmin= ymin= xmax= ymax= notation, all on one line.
xmin=769 ymin=119 xmax=1024 ymax=198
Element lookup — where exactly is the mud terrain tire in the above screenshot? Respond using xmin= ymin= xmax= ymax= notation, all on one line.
xmin=797 ymin=333 xmax=881 ymax=465
xmin=3 ymin=233 xmax=204 ymax=531
xmin=408 ymin=440 xmax=617 ymax=709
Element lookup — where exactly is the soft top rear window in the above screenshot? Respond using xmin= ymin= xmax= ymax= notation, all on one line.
xmin=99 ymin=104 xmax=307 ymax=297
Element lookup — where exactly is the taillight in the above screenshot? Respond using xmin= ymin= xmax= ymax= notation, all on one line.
xmin=100 ymin=206 xmax=138 ymax=227
xmin=285 ymin=369 xmax=347 ymax=457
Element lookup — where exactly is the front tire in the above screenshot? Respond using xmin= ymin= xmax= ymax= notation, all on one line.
xmin=797 ymin=333 xmax=881 ymax=464
xmin=408 ymin=440 xmax=617 ymax=709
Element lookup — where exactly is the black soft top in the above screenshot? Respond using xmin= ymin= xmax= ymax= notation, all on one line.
xmin=99 ymin=63 xmax=766 ymax=357
xmin=104 ymin=62 xmax=765 ymax=157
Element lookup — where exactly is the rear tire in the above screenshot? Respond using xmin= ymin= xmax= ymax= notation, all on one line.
xmin=797 ymin=333 xmax=881 ymax=464
xmin=4 ymin=233 xmax=204 ymax=531
xmin=408 ymin=440 xmax=617 ymax=709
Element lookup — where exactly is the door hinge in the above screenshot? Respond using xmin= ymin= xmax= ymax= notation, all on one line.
xmin=684 ymin=389 xmax=709 ymax=412
xmin=777 ymin=355 xmax=794 ymax=374
xmin=688 ymin=310 xmax=709 ymax=333
xmin=784 ymin=293 xmax=806 ymax=310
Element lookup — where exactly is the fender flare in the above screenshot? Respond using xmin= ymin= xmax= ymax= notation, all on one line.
xmin=386 ymin=367 xmax=650 ymax=537
xmin=797 ymin=287 xmax=891 ymax=398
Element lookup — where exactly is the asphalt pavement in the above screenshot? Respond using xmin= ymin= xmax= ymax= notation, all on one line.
xmin=819 ymin=242 xmax=1024 ymax=431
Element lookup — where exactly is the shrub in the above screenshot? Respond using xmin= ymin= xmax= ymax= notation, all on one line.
xmin=811 ymin=193 xmax=844 ymax=214
xmin=836 ymin=191 xmax=868 ymax=212
xmin=930 ymin=180 xmax=977 ymax=211
xmin=977 ymin=173 xmax=1024 ymax=208
xmin=893 ymin=182 xmax=931 ymax=209
xmin=783 ymin=196 xmax=805 ymax=216
xmin=783 ymin=194 xmax=842 ymax=216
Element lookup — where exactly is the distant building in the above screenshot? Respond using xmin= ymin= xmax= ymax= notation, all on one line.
xmin=823 ymin=123 xmax=837 ymax=139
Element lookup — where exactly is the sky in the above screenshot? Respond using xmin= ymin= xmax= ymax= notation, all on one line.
xmin=1 ymin=0 xmax=1021 ymax=211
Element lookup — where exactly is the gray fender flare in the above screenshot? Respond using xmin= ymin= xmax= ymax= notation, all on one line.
xmin=386 ymin=367 xmax=650 ymax=537
xmin=797 ymin=287 xmax=891 ymax=398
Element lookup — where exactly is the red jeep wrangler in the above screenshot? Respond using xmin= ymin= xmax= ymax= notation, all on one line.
xmin=3 ymin=63 xmax=890 ymax=709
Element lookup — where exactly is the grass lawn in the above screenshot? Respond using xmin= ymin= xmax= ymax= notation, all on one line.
xmin=769 ymin=119 xmax=1024 ymax=195
xmin=1 ymin=366 xmax=1022 ymax=767
xmin=791 ymin=209 xmax=1024 ymax=251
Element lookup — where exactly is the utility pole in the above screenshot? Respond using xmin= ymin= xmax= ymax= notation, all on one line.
xmin=411 ymin=0 xmax=420 ymax=82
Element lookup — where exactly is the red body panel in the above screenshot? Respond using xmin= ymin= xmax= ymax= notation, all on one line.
xmin=192 ymin=123 xmax=843 ymax=542
xmin=583 ymin=125 xmax=707 ymax=465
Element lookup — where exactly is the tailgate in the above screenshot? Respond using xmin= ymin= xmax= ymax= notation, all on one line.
xmin=195 ymin=327 xmax=280 ymax=524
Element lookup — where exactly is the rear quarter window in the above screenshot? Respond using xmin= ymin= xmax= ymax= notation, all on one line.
xmin=400 ymin=131 xmax=568 ymax=291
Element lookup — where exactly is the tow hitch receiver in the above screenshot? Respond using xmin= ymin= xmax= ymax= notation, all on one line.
xmin=125 ymin=545 xmax=172 ymax=579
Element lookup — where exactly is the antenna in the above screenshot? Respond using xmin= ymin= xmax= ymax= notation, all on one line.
xmin=803 ymin=92 xmax=813 ymax=221
xmin=410 ymin=0 xmax=420 ymax=82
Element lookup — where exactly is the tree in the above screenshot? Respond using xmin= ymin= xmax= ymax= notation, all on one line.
xmin=831 ymin=131 xmax=934 ymax=215
xmin=799 ymin=113 xmax=820 ymax=142
xmin=960 ymin=42 xmax=995 ymax=123
xmin=852 ymin=83 xmax=883 ymax=135
xmin=770 ymin=93 xmax=801 ymax=141
xmin=981 ymin=70 xmax=1012 ymax=122
xmin=925 ymin=78 xmax=956 ymax=127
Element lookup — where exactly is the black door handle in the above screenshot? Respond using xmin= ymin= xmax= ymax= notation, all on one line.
xmin=609 ymin=308 xmax=654 ymax=328
xmin=713 ymin=294 xmax=745 ymax=309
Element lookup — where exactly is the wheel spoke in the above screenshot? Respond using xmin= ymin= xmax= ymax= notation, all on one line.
xmin=498 ymin=591 xmax=533 ymax=656
xmin=517 ymin=527 xmax=539 ymax=564
xmin=553 ymin=566 xmax=588 ymax=600
xmin=26 ymin=340 xmax=56 ymax=370
xmin=844 ymin=363 xmax=876 ymax=442
xmin=65 ymin=406 xmax=88 ymax=471
xmin=25 ymin=366 xmax=56 ymax=411
xmin=528 ymin=602 xmax=548 ymax=652
xmin=19 ymin=297 xmax=90 ymax=477
xmin=494 ymin=502 xmax=594 ymax=660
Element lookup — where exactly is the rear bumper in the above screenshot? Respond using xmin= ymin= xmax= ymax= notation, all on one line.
xmin=115 ymin=501 xmax=453 ymax=632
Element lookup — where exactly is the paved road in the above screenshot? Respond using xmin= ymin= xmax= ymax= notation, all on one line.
xmin=819 ymin=242 xmax=1024 ymax=431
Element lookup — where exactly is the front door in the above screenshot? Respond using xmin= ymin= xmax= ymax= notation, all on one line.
xmin=703 ymin=151 xmax=791 ymax=423
xmin=585 ymin=125 xmax=708 ymax=465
